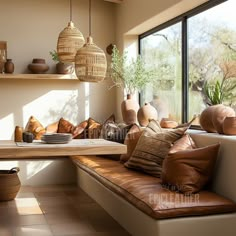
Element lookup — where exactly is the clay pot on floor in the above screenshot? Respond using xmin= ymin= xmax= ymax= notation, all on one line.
xmin=56 ymin=62 xmax=74 ymax=74
xmin=121 ymin=94 xmax=140 ymax=125
xmin=223 ymin=117 xmax=236 ymax=135
xmin=137 ymin=103 xmax=158 ymax=127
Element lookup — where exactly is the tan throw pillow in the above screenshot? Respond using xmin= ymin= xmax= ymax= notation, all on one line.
xmin=87 ymin=117 xmax=102 ymax=139
xmin=120 ymin=124 xmax=143 ymax=163
xmin=124 ymin=119 xmax=188 ymax=177
xmin=57 ymin=118 xmax=87 ymax=139
xmin=24 ymin=116 xmax=46 ymax=140
xmin=45 ymin=121 xmax=59 ymax=133
xmin=161 ymin=143 xmax=220 ymax=194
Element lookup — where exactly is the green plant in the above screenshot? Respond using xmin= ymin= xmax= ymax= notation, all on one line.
xmin=49 ymin=50 xmax=59 ymax=63
xmin=203 ymin=61 xmax=236 ymax=106
xmin=110 ymin=45 xmax=155 ymax=95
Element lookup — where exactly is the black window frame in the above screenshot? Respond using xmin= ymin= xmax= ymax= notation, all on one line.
xmin=139 ymin=0 xmax=228 ymax=124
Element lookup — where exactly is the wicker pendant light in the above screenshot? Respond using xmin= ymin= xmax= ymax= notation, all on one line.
xmin=75 ymin=0 xmax=107 ymax=82
xmin=57 ymin=0 xmax=85 ymax=63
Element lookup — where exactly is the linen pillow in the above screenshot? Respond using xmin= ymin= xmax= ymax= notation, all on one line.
xmin=100 ymin=114 xmax=133 ymax=143
xmin=24 ymin=116 xmax=46 ymax=140
xmin=161 ymin=143 xmax=220 ymax=194
xmin=124 ymin=119 xmax=188 ymax=177
xmin=120 ymin=124 xmax=143 ymax=163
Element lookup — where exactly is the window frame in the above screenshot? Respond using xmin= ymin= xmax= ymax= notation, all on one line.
xmin=138 ymin=0 xmax=228 ymax=124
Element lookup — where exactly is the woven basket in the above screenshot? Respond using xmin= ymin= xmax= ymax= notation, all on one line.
xmin=57 ymin=21 xmax=85 ymax=63
xmin=75 ymin=36 xmax=107 ymax=82
xmin=0 ymin=167 xmax=21 ymax=201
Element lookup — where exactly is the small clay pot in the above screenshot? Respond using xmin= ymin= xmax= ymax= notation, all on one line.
xmin=160 ymin=118 xmax=178 ymax=128
xmin=56 ymin=62 xmax=74 ymax=74
xmin=4 ymin=59 xmax=14 ymax=73
xmin=137 ymin=103 xmax=158 ymax=127
xmin=28 ymin=58 xmax=49 ymax=74
xmin=212 ymin=104 xmax=235 ymax=134
xmin=223 ymin=117 xmax=236 ymax=135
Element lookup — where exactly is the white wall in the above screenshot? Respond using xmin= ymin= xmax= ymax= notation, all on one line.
xmin=0 ymin=0 xmax=116 ymax=140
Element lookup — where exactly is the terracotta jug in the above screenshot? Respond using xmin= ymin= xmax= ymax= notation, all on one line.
xmin=121 ymin=94 xmax=140 ymax=125
xmin=223 ymin=117 xmax=236 ymax=135
xmin=137 ymin=103 xmax=158 ymax=127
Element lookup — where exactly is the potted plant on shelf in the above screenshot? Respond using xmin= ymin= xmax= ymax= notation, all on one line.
xmin=49 ymin=50 xmax=74 ymax=74
xmin=110 ymin=45 xmax=155 ymax=124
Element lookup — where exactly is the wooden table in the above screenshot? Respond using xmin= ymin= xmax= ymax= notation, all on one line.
xmin=0 ymin=139 xmax=127 ymax=159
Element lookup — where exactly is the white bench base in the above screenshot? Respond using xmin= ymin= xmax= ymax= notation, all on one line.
xmin=76 ymin=166 xmax=236 ymax=236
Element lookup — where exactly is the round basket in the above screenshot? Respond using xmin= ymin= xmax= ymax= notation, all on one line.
xmin=57 ymin=21 xmax=85 ymax=63
xmin=0 ymin=167 xmax=21 ymax=201
xmin=75 ymin=36 xmax=107 ymax=82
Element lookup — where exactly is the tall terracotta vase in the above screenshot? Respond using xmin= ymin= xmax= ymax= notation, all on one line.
xmin=121 ymin=94 xmax=140 ymax=125
xmin=137 ymin=103 xmax=158 ymax=127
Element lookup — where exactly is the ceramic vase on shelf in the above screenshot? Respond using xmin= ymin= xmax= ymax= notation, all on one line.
xmin=121 ymin=94 xmax=140 ymax=125
xmin=223 ymin=117 xmax=236 ymax=135
xmin=137 ymin=103 xmax=158 ymax=127
xmin=4 ymin=59 xmax=14 ymax=73
xmin=28 ymin=58 xmax=49 ymax=74
xmin=56 ymin=62 xmax=74 ymax=74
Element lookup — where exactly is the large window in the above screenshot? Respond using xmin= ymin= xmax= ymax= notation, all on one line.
xmin=140 ymin=0 xmax=236 ymax=124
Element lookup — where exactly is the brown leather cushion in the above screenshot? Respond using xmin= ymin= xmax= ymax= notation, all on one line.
xmin=57 ymin=118 xmax=87 ymax=139
xmin=24 ymin=116 xmax=46 ymax=140
xmin=125 ymin=119 xmax=188 ymax=177
xmin=71 ymin=155 xmax=236 ymax=219
xmin=169 ymin=133 xmax=196 ymax=154
xmin=162 ymin=143 xmax=220 ymax=194
xmin=120 ymin=124 xmax=143 ymax=163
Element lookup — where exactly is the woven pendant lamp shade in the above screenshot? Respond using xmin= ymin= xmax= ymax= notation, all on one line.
xmin=75 ymin=36 xmax=107 ymax=82
xmin=57 ymin=21 xmax=85 ymax=63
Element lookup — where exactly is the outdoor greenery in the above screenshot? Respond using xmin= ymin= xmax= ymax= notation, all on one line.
xmin=110 ymin=45 xmax=156 ymax=95
xmin=203 ymin=61 xmax=236 ymax=106
xmin=140 ymin=0 xmax=236 ymax=122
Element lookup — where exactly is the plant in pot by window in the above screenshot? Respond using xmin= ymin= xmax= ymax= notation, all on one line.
xmin=110 ymin=45 xmax=156 ymax=125
xmin=49 ymin=50 xmax=74 ymax=74
xmin=200 ymin=61 xmax=236 ymax=134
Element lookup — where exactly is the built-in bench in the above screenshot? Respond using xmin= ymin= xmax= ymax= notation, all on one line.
xmin=71 ymin=131 xmax=236 ymax=236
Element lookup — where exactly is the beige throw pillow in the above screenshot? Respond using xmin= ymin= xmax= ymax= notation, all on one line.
xmin=124 ymin=119 xmax=188 ymax=177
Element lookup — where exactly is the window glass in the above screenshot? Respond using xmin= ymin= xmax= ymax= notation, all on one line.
xmin=188 ymin=0 xmax=236 ymax=121
xmin=140 ymin=22 xmax=182 ymax=122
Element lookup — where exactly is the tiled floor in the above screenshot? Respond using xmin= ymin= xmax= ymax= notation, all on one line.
xmin=0 ymin=185 xmax=131 ymax=236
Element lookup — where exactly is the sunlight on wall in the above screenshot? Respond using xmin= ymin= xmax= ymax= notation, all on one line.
xmin=26 ymin=161 xmax=53 ymax=180
xmin=85 ymin=82 xmax=90 ymax=118
xmin=22 ymin=90 xmax=80 ymax=126
xmin=0 ymin=113 xmax=14 ymax=140
xmin=0 ymin=161 xmax=18 ymax=170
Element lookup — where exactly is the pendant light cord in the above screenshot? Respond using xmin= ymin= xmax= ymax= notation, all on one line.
xmin=70 ymin=0 xmax=72 ymax=22
xmin=89 ymin=0 xmax=92 ymax=36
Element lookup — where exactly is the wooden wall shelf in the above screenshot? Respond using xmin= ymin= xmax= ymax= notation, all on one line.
xmin=0 ymin=74 xmax=78 ymax=80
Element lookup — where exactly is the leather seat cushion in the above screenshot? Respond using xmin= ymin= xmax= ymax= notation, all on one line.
xmin=71 ymin=155 xmax=236 ymax=219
